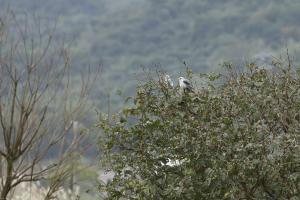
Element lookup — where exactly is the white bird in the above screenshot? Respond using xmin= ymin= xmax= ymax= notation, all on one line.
xmin=178 ymin=77 xmax=193 ymax=92
xmin=164 ymin=74 xmax=174 ymax=88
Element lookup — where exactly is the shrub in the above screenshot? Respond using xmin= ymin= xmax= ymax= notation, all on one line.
xmin=99 ymin=61 xmax=300 ymax=199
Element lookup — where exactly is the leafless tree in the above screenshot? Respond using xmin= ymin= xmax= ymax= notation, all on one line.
xmin=0 ymin=12 xmax=99 ymax=199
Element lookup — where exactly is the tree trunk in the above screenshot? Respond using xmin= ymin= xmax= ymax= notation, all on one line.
xmin=0 ymin=156 xmax=2 ymax=178
xmin=0 ymin=159 xmax=13 ymax=200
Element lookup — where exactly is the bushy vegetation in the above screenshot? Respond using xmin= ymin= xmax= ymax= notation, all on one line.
xmin=99 ymin=60 xmax=300 ymax=199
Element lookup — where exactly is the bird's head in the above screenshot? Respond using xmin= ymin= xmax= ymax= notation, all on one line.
xmin=178 ymin=77 xmax=185 ymax=82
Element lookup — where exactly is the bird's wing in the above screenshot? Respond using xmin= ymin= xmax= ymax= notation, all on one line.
xmin=183 ymin=79 xmax=191 ymax=85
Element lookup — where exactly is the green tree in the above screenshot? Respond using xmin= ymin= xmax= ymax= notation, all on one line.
xmin=99 ymin=61 xmax=300 ymax=199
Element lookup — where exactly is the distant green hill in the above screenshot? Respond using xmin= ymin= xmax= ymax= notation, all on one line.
xmin=2 ymin=0 xmax=300 ymax=111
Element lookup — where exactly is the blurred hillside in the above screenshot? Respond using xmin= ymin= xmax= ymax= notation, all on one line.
xmin=2 ymin=0 xmax=300 ymax=111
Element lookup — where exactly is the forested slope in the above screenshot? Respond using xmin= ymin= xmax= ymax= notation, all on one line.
xmin=2 ymin=0 xmax=300 ymax=110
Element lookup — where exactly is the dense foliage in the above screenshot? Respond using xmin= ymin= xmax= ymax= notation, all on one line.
xmin=99 ymin=61 xmax=300 ymax=199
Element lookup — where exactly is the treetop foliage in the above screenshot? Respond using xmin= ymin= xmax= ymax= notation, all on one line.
xmin=99 ymin=59 xmax=300 ymax=199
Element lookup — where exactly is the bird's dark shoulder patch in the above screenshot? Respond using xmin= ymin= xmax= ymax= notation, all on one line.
xmin=183 ymin=80 xmax=190 ymax=85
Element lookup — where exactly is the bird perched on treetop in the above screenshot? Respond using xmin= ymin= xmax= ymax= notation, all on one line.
xmin=164 ymin=74 xmax=174 ymax=88
xmin=178 ymin=77 xmax=193 ymax=92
